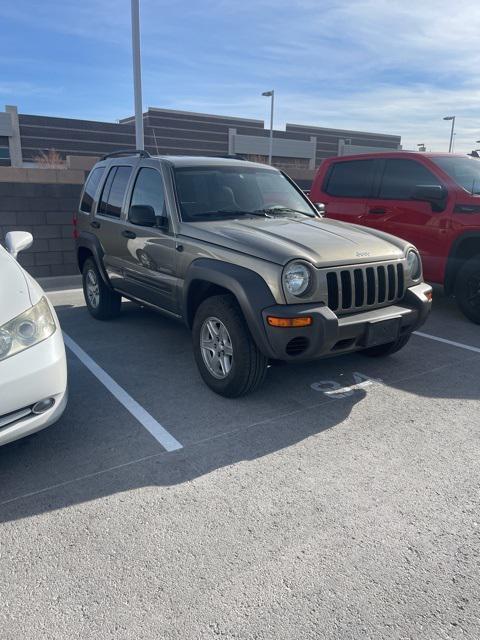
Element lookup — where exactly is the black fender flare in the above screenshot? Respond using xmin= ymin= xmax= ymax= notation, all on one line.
xmin=445 ymin=232 xmax=480 ymax=294
xmin=75 ymin=231 xmax=114 ymax=290
xmin=183 ymin=258 xmax=278 ymax=357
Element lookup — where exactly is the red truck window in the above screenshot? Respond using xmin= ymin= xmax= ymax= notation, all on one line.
xmin=324 ymin=160 xmax=375 ymax=198
xmin=378 ymin=159 xmax=441 ymax=200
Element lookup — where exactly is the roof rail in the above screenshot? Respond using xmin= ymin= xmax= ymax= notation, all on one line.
xmin=215 ymin=154 xmax=251 ymax=161
xmin=101 ymin=149 xmax=151 ymax=160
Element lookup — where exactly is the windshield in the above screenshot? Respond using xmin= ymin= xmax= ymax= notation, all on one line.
xmin=173 ymin=165 xmax=316 ymax=221
xmin=431 ymin=155 xmax=480 ymax=194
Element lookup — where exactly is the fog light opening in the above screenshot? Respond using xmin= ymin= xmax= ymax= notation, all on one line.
xmin=32 ymin=398 xmax=55 ymax=415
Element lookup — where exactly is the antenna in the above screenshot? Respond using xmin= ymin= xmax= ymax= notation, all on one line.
xmin=152 ymin=128 xmax=160 ymax=155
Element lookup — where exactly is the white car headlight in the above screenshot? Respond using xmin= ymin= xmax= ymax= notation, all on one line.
xmin=0 ymin=297 xmax=56 ymax=362
xmin=283 ymin=262 xmax=312 ymax=296
xmin=406 ymin=250 xmax=422 ymax=281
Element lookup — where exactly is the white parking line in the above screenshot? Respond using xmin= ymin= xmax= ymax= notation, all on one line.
xmin=414 ymin=331 xmax=480 ymax=354
xmin=63 ymin=333 xmax=183 ymax=452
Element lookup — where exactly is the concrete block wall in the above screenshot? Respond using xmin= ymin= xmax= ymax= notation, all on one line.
xmin=0 ymin=167 xmax=84 ymax=277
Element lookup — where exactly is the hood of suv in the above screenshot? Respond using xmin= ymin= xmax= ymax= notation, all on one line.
xmin=181 ymin=216 xmax=407 ymax=266
xmin=0 ymin=245 xmax=33 ymax=325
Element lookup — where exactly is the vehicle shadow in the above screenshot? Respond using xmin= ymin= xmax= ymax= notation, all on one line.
xmin=0 ymin=377 xmax=363 ymax=523
xmin=0 ymin=291 xmax=478 ymax=524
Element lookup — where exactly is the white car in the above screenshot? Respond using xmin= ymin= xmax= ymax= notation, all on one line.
xmin=0 ymin=231 xmax=67 ymax=446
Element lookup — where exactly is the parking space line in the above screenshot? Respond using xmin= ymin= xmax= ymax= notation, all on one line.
xmin=63 ymin=333 xmax=183 ymax=452
xmin=414 ymin=331 xmax=480 ymax=354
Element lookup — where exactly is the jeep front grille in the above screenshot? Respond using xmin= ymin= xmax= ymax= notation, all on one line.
xmin=323 ymin=261 xmax=405 ymax=314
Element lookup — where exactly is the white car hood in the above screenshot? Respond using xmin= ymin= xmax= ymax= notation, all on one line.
xmin=0 ymin=245 xmax=37 ymax=326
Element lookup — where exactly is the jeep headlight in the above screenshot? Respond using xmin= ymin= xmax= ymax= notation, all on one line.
xmin=283 ymin=261 xmax=312 ymax=296
xmin=406 ymin=250 xmax=422 ymax=281
xmin=0 ymin=297 xmax=56 ymax=362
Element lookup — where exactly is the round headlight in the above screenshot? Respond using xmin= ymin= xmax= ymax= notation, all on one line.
xmin=16 ymin=319 xmax=38 ymax=343
xmin=0 ymin=329 xmax=12 ymax=359
xmin=283 ymin=262 xmax=311 ymax=296
xmin=407 ymin=250 xmax=421 ymax=280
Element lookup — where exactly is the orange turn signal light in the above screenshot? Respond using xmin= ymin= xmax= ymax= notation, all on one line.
xmin=426 ymin=291 xmax=433 ymax=301
xmin=267 ymin=316 xmax=313 ymax=328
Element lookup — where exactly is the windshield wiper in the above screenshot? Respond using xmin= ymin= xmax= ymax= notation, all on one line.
xmin=190 ymin=210 xmax=268 ymax=219
xmin=254 ymin=206 xmax=315 ymax=218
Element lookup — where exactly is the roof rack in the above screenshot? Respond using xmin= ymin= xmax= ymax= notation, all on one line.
xmin=101 ymin=149 xmax=151 ymax=160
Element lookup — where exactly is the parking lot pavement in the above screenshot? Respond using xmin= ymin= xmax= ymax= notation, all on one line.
xmin=1 ymin=288 xmax=479 ymax=639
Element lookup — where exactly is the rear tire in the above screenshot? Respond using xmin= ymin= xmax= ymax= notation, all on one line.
xmin=82 ymin=258 xmax=121 ymax=320
xmin=361 ymin=333 xmax=411 ymax=357
xmin=455 ymin=256 xmax=480 ymax=324
xmin=192 ymin=294 xmax=268 ymax=397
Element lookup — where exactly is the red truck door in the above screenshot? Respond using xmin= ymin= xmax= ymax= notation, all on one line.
xmin=362 ymin=158 xmax=450 ymax=282
xmin=315 ymin=158 xmax=376 ymax=224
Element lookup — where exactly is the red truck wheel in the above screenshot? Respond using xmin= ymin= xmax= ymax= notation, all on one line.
xmin=455 ymin=256 xmax=480 ymax=324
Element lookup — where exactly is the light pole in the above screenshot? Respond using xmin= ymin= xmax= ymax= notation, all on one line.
xmin=262 ymin=90 xmax=274 ymax=165
xmin=131 ymin=0 xmax=144 ymax=150
xmin=443 ymin=116 xmax=455 ymax=153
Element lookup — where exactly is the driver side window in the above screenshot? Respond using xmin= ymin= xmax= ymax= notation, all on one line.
xmin=379 ymin=159 xmax=442 ymax=200
xmin=129 ymin=168 xmax=167 ymax=222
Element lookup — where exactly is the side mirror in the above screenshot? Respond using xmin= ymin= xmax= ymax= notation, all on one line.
xmin=315 ymin=202 xmax=326 ymax=215
xmin=5 ymin=231 xmax=33 ymax=259
xmin=412 ymin=184 xmax=447 ymax=204
xmin=156 ymin=215 xmax=169 ymax=230
xmin=129 ymin=204 xmax=157 ymax=227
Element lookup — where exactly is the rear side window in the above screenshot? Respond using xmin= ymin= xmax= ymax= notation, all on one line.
xmin=80 ymin=167 xmax=104 ymax=213
xmin=324 ymin=160 xmax=375 ymax=197
xmin=97 ymin=166 xmax=132 ymax=218
xmin=379 ymin=159 xmax=441 ymax=199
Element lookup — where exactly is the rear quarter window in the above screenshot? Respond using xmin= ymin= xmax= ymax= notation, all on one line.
xmin=324 ymin=160 xmax=375 ymax=198
xmin=80 ymin=167 xmax=105 ymax=213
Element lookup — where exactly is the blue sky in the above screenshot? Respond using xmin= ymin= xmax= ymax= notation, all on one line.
xmin=1 ymin=0 xmax=479 ymax=152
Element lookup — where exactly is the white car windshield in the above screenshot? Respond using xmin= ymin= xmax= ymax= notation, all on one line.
xmin=173 ymin=165 xmax=316 ymax=221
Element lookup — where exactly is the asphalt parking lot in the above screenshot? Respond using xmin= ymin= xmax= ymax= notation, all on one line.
xmin=1 ymin=286 xmax=479 ymax=640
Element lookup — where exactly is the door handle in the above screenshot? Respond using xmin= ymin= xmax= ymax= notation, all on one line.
xmin=121 ymin=230 xmax=136 ymax=239
xmin=90 ymin=220 xmax=101 ymax=228
xmin=368 ymin=207 xmax=386 ymax=215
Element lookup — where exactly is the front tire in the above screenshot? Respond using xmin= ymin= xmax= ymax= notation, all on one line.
xmin=82 ymin=258 xmax=121 ymax=320
xmin=455 ymin=256 xmax=480 ymax=324
xmin=361 ymin=333 xmax=411 ymax=357
xmin=192 ymin=294 xmax=268 ymax=397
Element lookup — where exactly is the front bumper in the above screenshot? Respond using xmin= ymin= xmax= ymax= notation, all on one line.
xmin=0 ymin=325 xmax=68 ymax=446
xmin=257 ymin=283 xmax=432 ymax=362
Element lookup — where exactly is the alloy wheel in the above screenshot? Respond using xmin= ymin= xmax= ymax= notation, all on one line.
xmin=86 ymin=269 xmax=100 ymax=309
xmin=200 ymin=316 xmax=234 ymax=379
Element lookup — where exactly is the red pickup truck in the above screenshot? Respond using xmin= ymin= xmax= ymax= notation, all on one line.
xmin=310 ymin=152 xmax=480 ymax=323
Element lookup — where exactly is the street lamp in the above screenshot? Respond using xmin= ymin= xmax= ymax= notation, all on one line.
xmin=262 ymin=90 xmax=275 ymax=165
xmin=131 ymin=0 xmax=144 ymax=150
xmin=443 ymin=116 xmax=456 ymax=153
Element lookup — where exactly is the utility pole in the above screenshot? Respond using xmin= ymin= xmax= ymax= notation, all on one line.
xmin=443 ymin=115 xmax=455 ymax=153
xmin=131 ymin=0 xmax=144 ymax=150
xmin=262 ymin=90 xmax=275 ymax=165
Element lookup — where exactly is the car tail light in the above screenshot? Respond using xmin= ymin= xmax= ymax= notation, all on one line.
xmin=72 ymin=213 xmax=79 ymax=239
